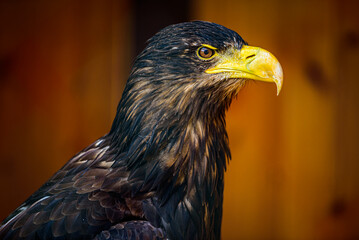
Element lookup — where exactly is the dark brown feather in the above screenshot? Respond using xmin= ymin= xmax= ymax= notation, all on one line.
xmin=0 ymin=21 xmax=247 ymax=240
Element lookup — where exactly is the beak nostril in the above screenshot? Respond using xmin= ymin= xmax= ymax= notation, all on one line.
xmin=245 ymin=54 xmax=256 ymax=60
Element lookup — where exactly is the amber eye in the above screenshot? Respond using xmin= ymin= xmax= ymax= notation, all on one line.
xmin=197 ymin=47 xmax=215 ymax=59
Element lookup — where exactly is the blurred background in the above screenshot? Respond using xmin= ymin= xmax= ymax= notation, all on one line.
xmin=0 ymin=0 xmax=359 ymax=239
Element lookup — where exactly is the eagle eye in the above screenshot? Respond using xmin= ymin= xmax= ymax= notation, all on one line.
xmin=197 ymin=45 xmax=217 ymax=60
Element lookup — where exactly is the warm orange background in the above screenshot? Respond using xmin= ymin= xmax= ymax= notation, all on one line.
xmin=1 ymin=1 xmax=359 ymax=239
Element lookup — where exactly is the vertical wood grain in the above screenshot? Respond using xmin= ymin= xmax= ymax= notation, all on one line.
xmin=192 ymin=0 xmax=359 ymax=239
xmin=0 ymin=0 xmax=132 ymax=220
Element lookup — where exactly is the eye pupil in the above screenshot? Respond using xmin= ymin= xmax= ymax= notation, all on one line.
xmin=199 ymin=47 xmax=214 ymax=59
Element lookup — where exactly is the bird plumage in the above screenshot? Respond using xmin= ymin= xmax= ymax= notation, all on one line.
xmin=0 ymin=21 xmax=282 ymax=240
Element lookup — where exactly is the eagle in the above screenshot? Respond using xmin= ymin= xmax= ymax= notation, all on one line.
xmin=0 ymin=21 xmax=282 ymax=240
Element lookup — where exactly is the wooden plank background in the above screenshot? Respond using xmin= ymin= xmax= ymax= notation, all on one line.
xmin=193 ymin=0 xmax=359 ymax=239
xmin=0 ymin=0 xmax=132 ymax=221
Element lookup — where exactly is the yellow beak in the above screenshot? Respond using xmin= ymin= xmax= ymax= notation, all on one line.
xmin=205 ymin=45 xmax=283 ymax=95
